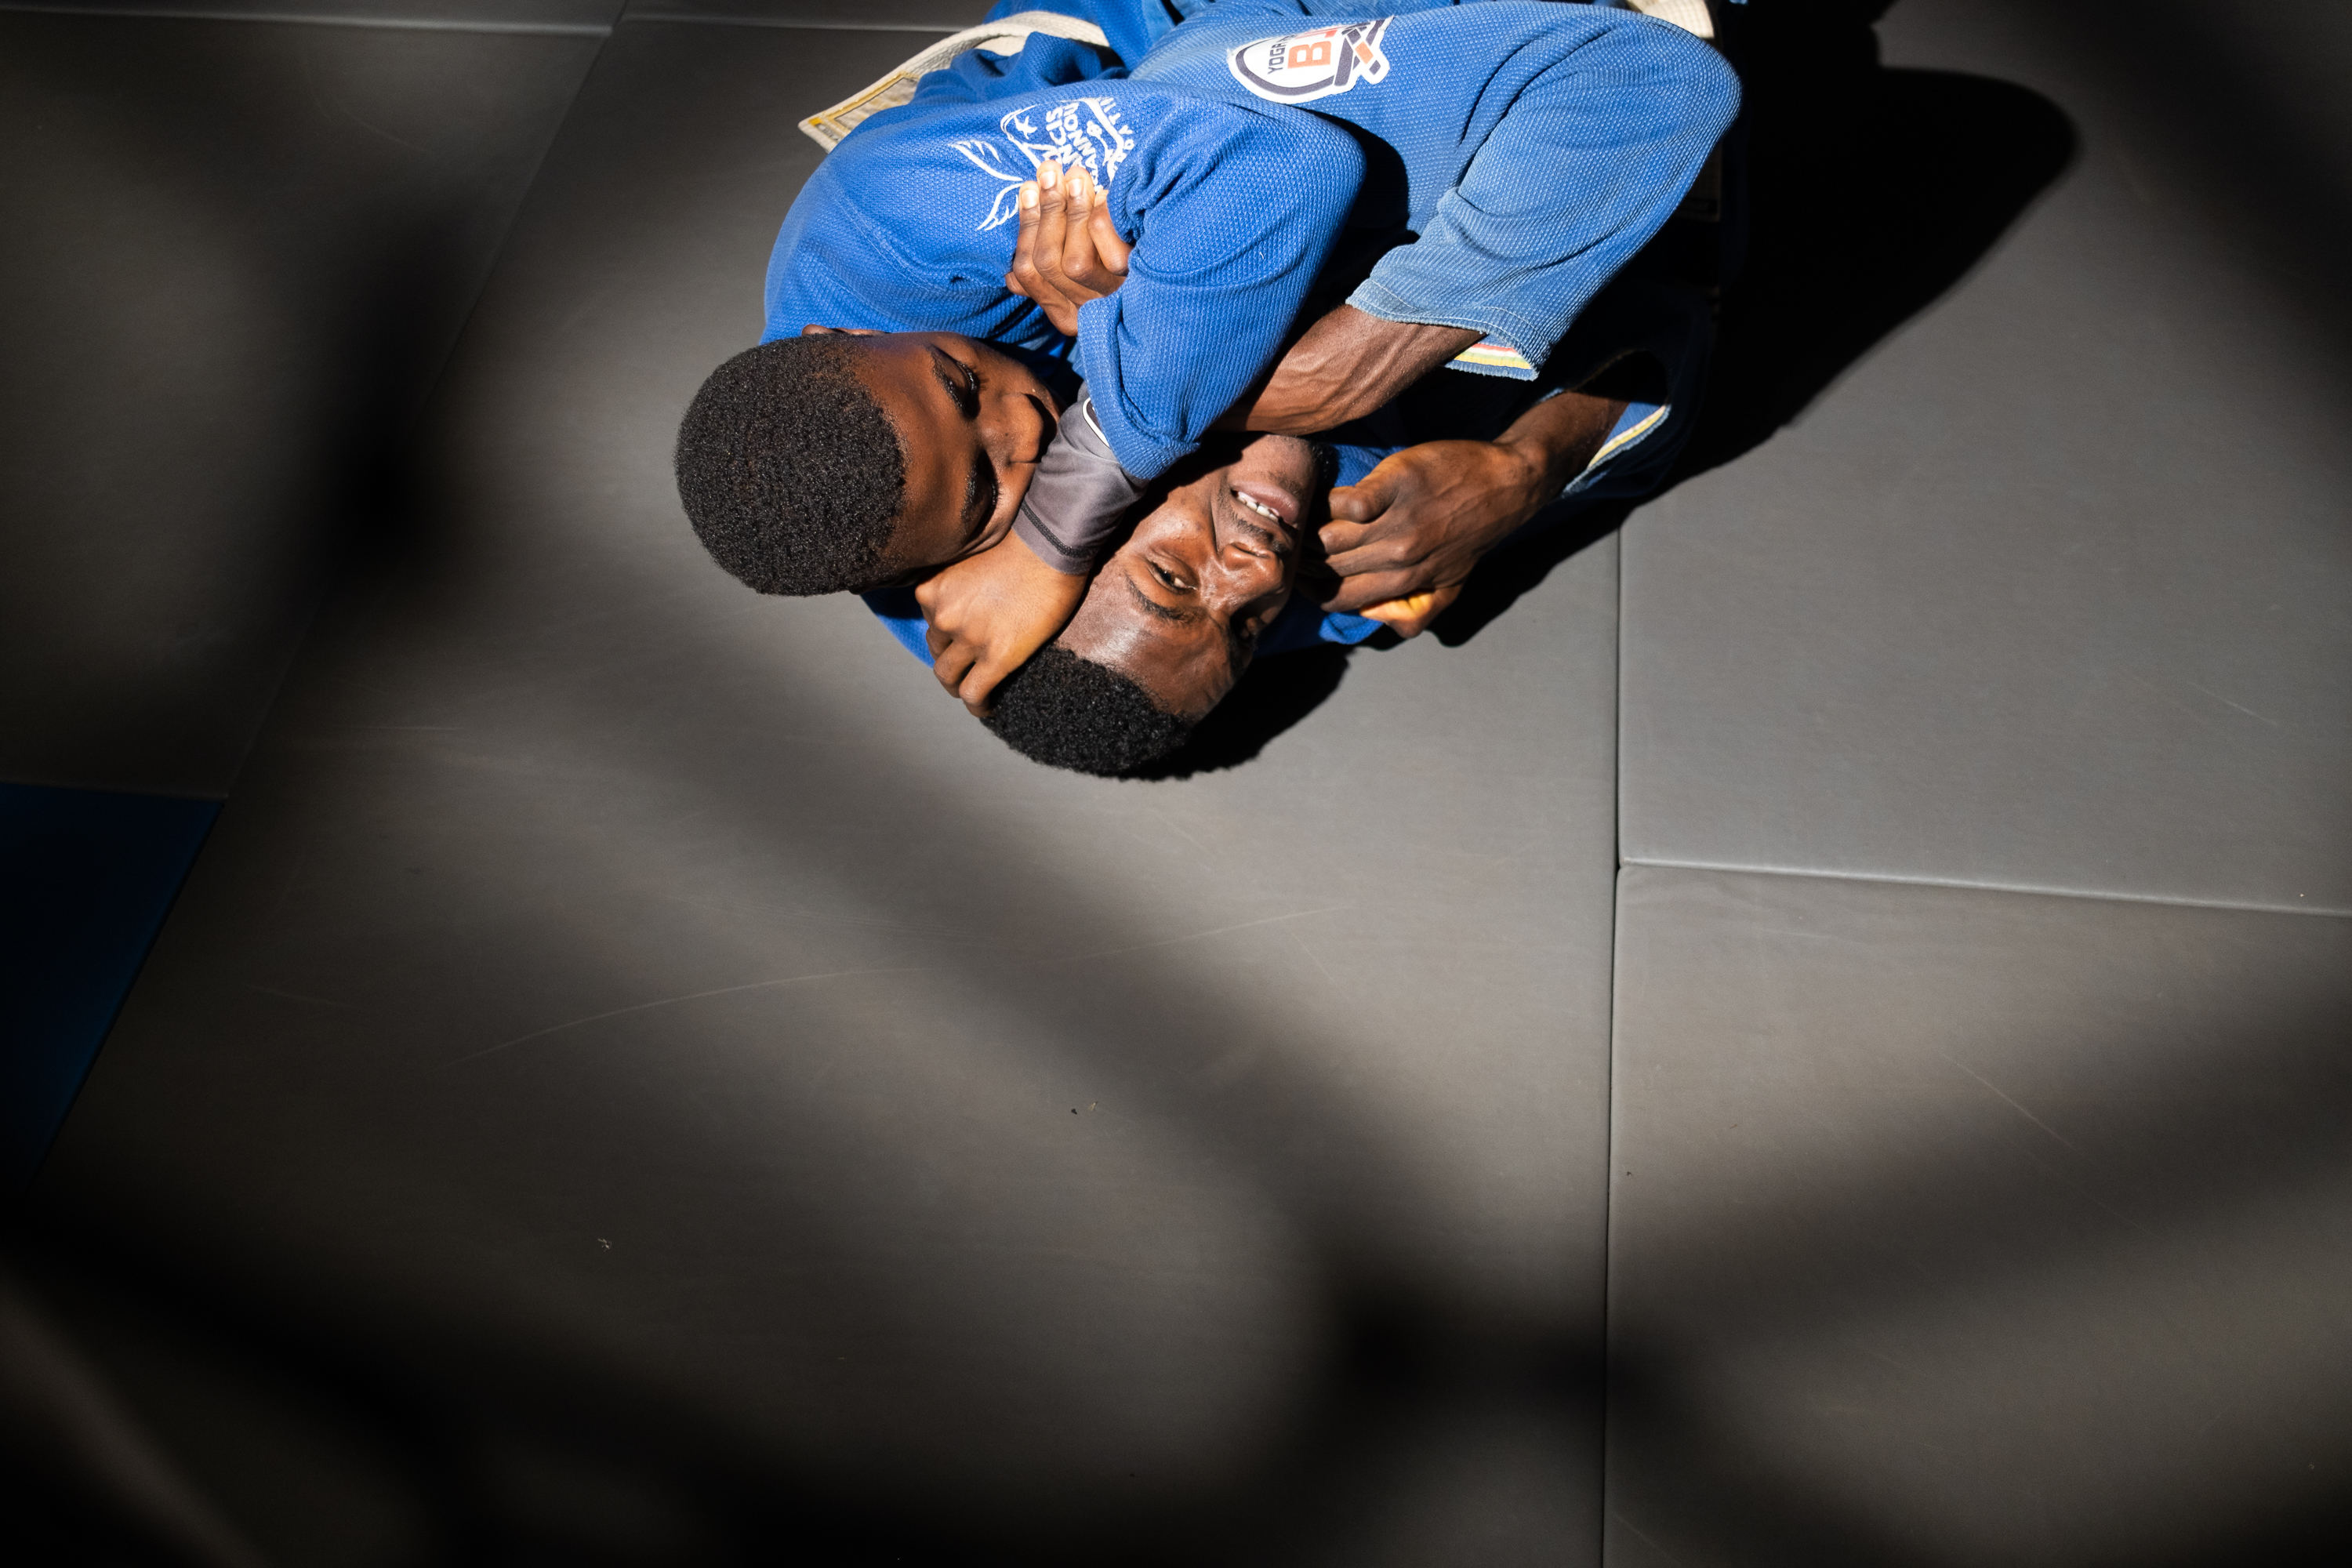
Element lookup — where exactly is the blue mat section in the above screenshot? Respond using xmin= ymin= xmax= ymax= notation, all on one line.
xmin=2 ymin=782 xmax=217 ymax=1188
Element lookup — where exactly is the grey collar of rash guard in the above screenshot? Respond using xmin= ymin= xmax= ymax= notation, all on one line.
xmin=1011 ymin=390 xmax=1149 ymax=575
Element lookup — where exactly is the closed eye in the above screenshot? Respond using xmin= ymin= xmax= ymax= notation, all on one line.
xmin=928 ymin=347 xmax=979 ymax=418
xmin=1125 ymin=571 xmax=1195 ymax=626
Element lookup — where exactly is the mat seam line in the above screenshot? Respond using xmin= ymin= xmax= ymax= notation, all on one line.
xmin=1619 ymin=855 xmax=2352 ymax=919
xmin=1600 ymin=527 xmax=1628 ymax=1568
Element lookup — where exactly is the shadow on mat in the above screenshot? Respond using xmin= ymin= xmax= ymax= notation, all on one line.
xmin=1134 ymin=644 xmax=1353 ymax=779
xmin=1445 ymin=6 xmax=2076 ymax=648
xmin=18 ymin=851 xmax=2352 ymax=1566
xmin=2 ymin=1220 xmax=1607 ymax=1568
xmin=1167 ymin=0 xmax=2075 ymax=769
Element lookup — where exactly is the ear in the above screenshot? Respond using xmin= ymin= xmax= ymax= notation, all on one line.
xmin=800 ymin=324 xmax=882 ymax=336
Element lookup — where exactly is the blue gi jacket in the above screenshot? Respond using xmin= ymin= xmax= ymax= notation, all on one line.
xmin=764 ymin=36 xmax=1367 ymax=482
xmin=1126 ymin=1 xmax=1737 ymax=378
xmin=764 ymin=1 xmax=1733 ymax=481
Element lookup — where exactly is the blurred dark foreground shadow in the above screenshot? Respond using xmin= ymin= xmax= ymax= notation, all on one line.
xmin=1167 ymin=0 xmax=2075 ymax=767
xmin=2 ymin=1212 xmax=1599 ymax=1568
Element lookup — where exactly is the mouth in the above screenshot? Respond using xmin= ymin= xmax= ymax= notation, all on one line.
xmin=1229 ymin=480 xmax=1299 ymax=535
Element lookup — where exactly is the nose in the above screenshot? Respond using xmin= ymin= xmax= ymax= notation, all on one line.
xmin=1214 ymin=502 xmax=1290 ymax=573
xmin=1204 ymin=534 xmax=1288 ymax=617
xmin=987 ymin=387 xmax=1054 ymax=468
xmin=1220 ymin=532 xmax=1280 ymax=573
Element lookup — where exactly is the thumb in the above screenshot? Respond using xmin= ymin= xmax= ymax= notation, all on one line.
xmin=1358 ymin=582 xmax=1463 ymax=639
xmin=1088 ymin=203 xmax=1133 ymax=276
xmin=1326 ymin=477 xmax=1392 ymax=525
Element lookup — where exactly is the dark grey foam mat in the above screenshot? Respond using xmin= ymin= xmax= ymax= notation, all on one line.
xmin=0 ymin=1 xmax=623 ymax=28
xmin=33 ymin=20 xmax=1624 ymax=1562
xmin=1 ymin=785 xmax=216 ymax=1188
xmin=1607 ymin=866 xmax=2352 ymax=1567
xmin=0 ymin=11 xmax=603 ymax=797
xmin=1617 ymin=0 xmax=2352 ymax=912
xmin=626 ymin=0 xmax=983 ymax=31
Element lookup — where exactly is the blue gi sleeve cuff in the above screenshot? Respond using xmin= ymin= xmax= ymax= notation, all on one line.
xmin=1345 ymin=280 xmax=1545 ymax=383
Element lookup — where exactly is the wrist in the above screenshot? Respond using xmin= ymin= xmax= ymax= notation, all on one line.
xmin=1489 ymin=434 xmax=1558 ymax=524
xmin=1494 ymin=390 xmax=1629 ymax=510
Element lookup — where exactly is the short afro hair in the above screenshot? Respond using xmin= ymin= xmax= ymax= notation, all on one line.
xmin=984 ymin=644 xmax=1193 ymax=777
xmin=675 ymin=336 xmax=907 ymax=595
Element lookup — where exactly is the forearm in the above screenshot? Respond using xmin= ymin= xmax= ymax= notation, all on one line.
xmin=1221 ymin=306 xmax=1480 ymax=434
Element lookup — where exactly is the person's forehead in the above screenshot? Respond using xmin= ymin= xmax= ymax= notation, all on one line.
xmin=858 ymin=337 xmax=940 ymax=390
xmin=858 ymin=346 xmax=964 ymax=454
xmin=1071 ymin=583 xmax=1232 ymax=715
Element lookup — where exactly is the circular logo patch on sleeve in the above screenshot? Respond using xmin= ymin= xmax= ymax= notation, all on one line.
xmin=1226 ymin=18 xmax=1392 ymax=104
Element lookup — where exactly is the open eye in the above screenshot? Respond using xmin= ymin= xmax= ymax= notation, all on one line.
xmin=1149 ymin=560 xmax=1185 ymax=592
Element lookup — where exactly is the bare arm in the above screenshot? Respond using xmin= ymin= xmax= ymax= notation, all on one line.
xmin=1221 ymin=306 xmax=1483 ymax=434
xmin=998 ymin=186 xmax=1475 ymax=437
